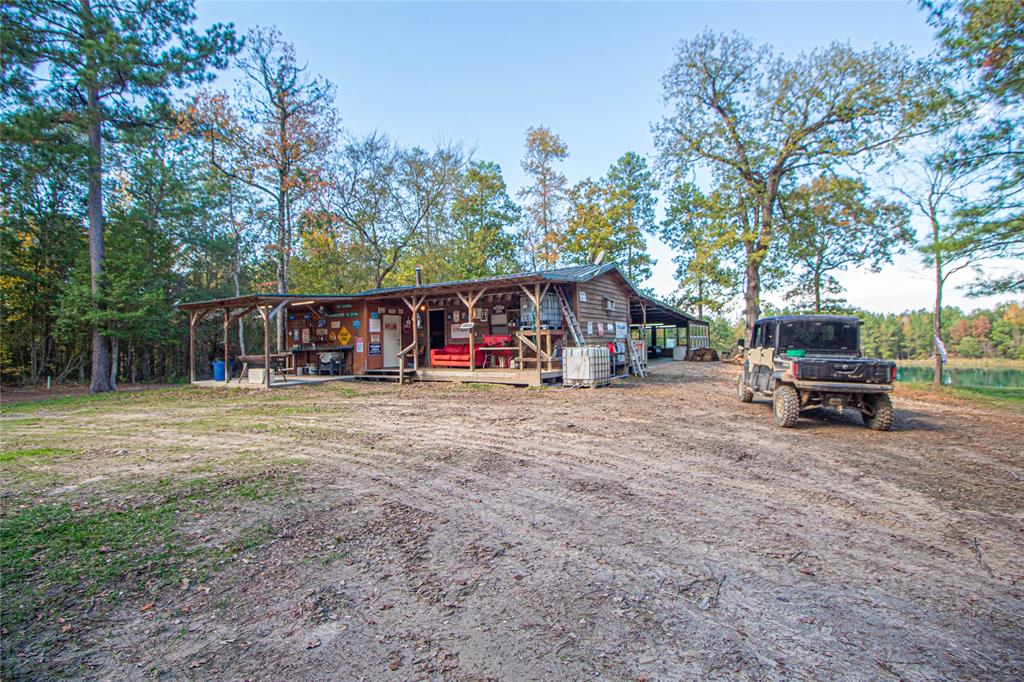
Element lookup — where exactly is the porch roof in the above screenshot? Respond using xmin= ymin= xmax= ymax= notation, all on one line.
xmin=176 ymin=264 xmax=706 ymax=327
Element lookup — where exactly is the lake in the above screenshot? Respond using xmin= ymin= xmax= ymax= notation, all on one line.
xmin=896 ymin=365 xmax=1024 ymax=388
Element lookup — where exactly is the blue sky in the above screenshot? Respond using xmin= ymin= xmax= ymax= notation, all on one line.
xmin=195 ymin=1 xmax=1015 ymax=315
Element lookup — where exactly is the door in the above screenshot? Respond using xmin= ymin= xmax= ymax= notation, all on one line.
xmin=382 ymin=314 xmax=402 ymax=368
xmin=428 ymin=310 xmax=446 ymax=350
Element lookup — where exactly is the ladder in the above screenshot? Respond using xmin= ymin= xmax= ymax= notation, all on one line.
xmin=555 ymin=286 xmax=584 ymax=347
xmin=627 ymin=337 xmax=646 ymax=378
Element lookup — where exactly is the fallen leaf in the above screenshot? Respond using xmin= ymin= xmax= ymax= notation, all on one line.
xmin=140 ymin=602 xmax=154 ymax=612
xmin=306 ymin=639 xmax=321 ymax=650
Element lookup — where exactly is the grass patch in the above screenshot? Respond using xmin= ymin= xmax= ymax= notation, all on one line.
xmin=1 ymin=470 xmax=297 ymax=638
xmin=0 ymin=447 xmax=75 ymax=463
xmin=898 ymin=382 xmax=1024 ymax=412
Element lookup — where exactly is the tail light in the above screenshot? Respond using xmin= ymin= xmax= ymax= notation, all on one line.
xmin=792 ymin=361 xmax=800 ymax=379
xmin=891 ymin=365 xmax=897 ymax=382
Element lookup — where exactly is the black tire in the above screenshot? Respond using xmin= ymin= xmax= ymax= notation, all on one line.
xmin=772 ymin=385 xmax=800 ymax=428
xmin=737 ymin=371 xmax=754 ymax=403
xmin=862 ymin=393 xmax=894 ymax=431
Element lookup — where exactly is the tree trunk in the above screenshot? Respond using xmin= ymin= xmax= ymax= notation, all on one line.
xmin=109 ymin=336 xmax=119 ymax=388
xmin=276 ymin=190 xmax=286 ymax=352
xmin=743 ymin=253 xmax=761 ymax=338
xmin=933 ymin=218 xmax=943 ymax=386
xmin=697 ymin=277 xmax=704 ymax=320
xmin=85 ymin=78 xmax=114 ymax=393
xmin=814 ymin=271 xmax=822 ymax=314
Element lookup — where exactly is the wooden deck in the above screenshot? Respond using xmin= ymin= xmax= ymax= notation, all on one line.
xmin=414 ymin=367 xmax=563 ymax=386
xmin=192 ymin=374 xmax=355 ymax=390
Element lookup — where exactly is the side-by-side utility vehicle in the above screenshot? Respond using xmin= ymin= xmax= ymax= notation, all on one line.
xmin=736 ymin=315 xmax=896 ymax=430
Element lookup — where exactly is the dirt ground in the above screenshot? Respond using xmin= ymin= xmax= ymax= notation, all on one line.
xmin=2 ymin=361 xmax=1022 ymax=680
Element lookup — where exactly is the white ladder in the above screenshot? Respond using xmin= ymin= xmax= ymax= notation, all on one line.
xmin=556 ymin=286 xmax=584 ymax=347
xmin=627 ymin=337 xmax=646 ymax=377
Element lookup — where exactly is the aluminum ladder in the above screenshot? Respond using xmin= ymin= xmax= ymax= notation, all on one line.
xmin=626 ymin=336 xmax=646 ymax=377
xmin=555 ymin=286 xmax=585 ymax=347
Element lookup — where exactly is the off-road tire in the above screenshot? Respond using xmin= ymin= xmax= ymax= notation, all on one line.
xmin=772 ymin=385 xmax=800 ymax=428
xmin=737 ymin=372 xmax=754 ymax=403
xmin=862 ymin=393 xmax=894 ymax=431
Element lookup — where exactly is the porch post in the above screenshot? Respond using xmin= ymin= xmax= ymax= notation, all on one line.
xmin=223 ymin=308 xmax=230 ymax=385
xmin=468 ymin=293 xmax=475 ymax=376
xmin=534 ymin=282 xmax=542 ymax=386
xmin=261 ymin=305 xmax=271 ymax=389
xmin=189 ymin=310 xmax=196 ymax=384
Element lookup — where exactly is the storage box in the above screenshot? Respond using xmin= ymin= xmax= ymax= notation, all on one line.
xmin=563 ymin=346 xmax=612 ymax=388
xmin=248 ymin=368 xmax=276 ymax=385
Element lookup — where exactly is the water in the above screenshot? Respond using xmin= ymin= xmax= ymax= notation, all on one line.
xmin=896 ymin=365 xmax=1024 ymax=388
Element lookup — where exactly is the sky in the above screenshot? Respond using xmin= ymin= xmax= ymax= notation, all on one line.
xmin=195 ymin=1 xmax=1020 ymax=316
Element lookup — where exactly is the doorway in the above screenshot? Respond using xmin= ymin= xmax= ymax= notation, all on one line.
xmin=428 ymin=309 xmax=446 ymax=354
xmin=382 ymin=314 xmax=402 ymax=368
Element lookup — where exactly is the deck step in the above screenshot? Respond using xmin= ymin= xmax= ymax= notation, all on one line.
xmin=355 ymin=368 xmax=416 ymax=383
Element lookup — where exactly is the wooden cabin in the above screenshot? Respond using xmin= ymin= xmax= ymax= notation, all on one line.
xmin=178 ymin=264 xmax=708 ymax=388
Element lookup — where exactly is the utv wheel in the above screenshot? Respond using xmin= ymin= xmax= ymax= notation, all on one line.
xmin=737 ymin=372 xmax=754 ymax=403
xmin=862 ymin=393 xmax=894 ymax=431
xmin=772 ymin=385 xmax=800 ymax=428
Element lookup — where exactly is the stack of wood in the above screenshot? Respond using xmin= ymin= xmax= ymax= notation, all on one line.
xmin=685 ymin=347 xmax=720 ymax=362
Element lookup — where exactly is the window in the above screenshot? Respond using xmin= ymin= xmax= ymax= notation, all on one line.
xmin=520 ymin=293 xmax=563 ymax=329
xmin=778 ymin=320 xmax=859 ymax=353
xmin=604 ymin=296 xmax=616 ymax=311
xmin=764 ymin=322 xmax=777 ymax=350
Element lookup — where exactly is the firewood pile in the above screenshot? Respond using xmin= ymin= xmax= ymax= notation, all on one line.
xmin=685 ymin=347 xmax=720 ymax=362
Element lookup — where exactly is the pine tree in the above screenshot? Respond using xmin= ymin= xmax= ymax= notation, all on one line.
xmin=5 ymin=0 xmax=238 ymax=391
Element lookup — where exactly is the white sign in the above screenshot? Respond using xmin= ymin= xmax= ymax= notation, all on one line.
xmin=615 ymin=322 xmax=628 ymax=338
xmin=587 ymin=320 xmax=593 ymax=335
xmin=578 ymin=290 xmax=587 ymax=302
xmin=368 ymin=317 xmax=381 ymax=333
xmin=935 ymin=335 xmax=948 ymax=363
xmin=451 ymin=323 xmax=470 ymax=339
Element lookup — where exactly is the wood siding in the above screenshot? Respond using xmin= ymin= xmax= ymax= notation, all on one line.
xmin=574 ymin=273 xmax=631 ymax=345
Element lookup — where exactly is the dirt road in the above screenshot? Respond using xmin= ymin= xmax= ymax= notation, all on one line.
xmin=2 ymin=361 xmax=1022 ymax=680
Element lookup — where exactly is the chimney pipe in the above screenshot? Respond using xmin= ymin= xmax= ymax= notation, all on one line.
xmin=415 ymin=266 xmax=423 ymax=286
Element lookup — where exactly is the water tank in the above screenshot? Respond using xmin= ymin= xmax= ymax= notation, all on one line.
xmin=564 ymin=346 xmax=612 ymax=388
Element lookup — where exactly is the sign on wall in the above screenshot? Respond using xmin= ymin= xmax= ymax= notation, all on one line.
xmin=368 ymin=342 xmax=382 ymax=356
xmin=369 ymin=317 xmax=381 ymax=333
xmin=451 ymin=323 xmax=470 ymax=339
xmin=337 ymin=327 xmax=352 ymax=345
xmin=615 ymin=321 xmax=628 ymax=338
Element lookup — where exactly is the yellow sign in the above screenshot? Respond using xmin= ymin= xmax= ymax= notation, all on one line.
xmin=336 ymin=327 xmax=352 ymax=345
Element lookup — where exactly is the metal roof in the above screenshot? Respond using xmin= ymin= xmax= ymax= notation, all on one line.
xmin=758 ymin=315 xmax=863 ymax=325
xmin=177 ymin=262 xmax=705 ymax=326
xmin=354 ymin=263 xmax=620 ymax=297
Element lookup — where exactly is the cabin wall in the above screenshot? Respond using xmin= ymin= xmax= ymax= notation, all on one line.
xmin=574 ymin=274 xmax=631 ymax=345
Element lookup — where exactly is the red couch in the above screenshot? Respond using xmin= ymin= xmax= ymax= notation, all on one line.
xmin=430 ymin=343 xmax=485 ymax=368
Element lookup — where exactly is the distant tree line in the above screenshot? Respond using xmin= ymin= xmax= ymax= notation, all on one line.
xmin=704 ymin=303 xmax=1024 ymax=361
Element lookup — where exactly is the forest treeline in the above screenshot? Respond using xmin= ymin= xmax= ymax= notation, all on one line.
xmin=1 ymin=0 xmax=1020 ymax=388
xmin=706 ymin=302 xmax=1024 ymax=361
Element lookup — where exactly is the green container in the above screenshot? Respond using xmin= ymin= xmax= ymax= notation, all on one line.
xmin=785 ymin=349 xmax=806 ymax=358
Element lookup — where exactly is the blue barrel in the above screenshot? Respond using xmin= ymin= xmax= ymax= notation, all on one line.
xmin=212 ymin=359 xmax=226 ymax=381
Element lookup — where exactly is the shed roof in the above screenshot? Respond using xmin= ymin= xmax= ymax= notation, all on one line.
xmin=177 ymin=263 xmax=705 ymax=326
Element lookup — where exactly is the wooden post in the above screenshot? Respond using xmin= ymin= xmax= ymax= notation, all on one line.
xmin=534 ymin=282 xmax=542 ymax=386
xmin=189 ymin=311 xmax=197 ymax=384
xmin=261 ymin=305 xmax=271 ymax=389
xmin=223 ymin=308 xmax=230 ymax=385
